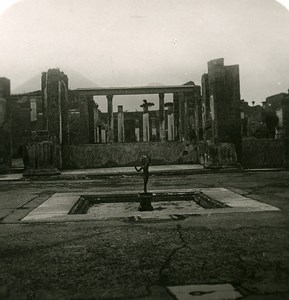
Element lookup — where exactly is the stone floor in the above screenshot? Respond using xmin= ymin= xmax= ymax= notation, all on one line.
xmin=0 ymin=171 xmax=289 ymax=299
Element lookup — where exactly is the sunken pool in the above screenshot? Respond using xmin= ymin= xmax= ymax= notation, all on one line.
xmin=69 ymin=191 xmax=229 ymax=217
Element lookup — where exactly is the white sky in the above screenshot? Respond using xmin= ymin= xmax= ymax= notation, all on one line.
xmin=0 ymin=0 xmax=289 ymax=111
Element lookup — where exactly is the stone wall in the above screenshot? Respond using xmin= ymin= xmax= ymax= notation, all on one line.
xmin=198 ymin=142 xmax=239 ymax=169
xmin=242 ymin=138 xmax=289 ymax=168
xmin=62 ymin=142 xmax=198 ymax=169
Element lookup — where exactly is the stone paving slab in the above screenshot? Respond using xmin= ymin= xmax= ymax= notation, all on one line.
xmin=203 ymin=189 xmax=280 ymax=211
xmin=21 ymin=195 xmax=79 ymax=222
xmin=0 ymin=192 xmax=37 ymax=210
xmin=0 ymin=208 xmax=14 ymax=220
xmin=167 ymin=283 xmax=242 ymax=300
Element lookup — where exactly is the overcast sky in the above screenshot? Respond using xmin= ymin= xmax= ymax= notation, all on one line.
xmin=0 ymin=0 xmax=289 ymax=111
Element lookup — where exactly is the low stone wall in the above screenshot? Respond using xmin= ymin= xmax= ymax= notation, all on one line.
xmin=62 ymin=142 xmax=198 ymax=169
xmin=198 ymin=142 xmax=239 ymax=168
xmin=242 ymin=138 xmax=289 ymax=168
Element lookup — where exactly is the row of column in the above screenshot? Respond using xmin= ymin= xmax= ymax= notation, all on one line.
xmin=104 ymin=92 xmax=190 ymax=143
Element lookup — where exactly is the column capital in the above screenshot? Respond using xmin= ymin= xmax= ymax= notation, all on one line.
xmin=106 ymin=95 xmax=113 ymax=101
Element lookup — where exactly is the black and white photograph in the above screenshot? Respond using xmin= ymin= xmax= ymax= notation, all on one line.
xmin=1 ymin=0 xmax=289 ymax=299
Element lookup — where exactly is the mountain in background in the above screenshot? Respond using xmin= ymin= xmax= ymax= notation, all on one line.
xmin=146 ymin=82 xmax=165 ymax=86
xmin=12 ymin=68 xmax=99 ymax=94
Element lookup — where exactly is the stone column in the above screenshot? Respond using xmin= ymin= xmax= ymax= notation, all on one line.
xmin=178 ymin=92 xmax=185 ymax=141
xmin=141 ymin=100 xmax=154 ymax=142
xmin=87 ymin=96 xmax=96 ymax=144
xmin=30 ymin=98 xmax=37 ymax=131
xmin=106 ymin=95 xmax=114 ymax=143
xmin=135 ymin=119 xmax=140 ymax=142
xmin=93 ymin=104 xmax=100 ymax=143
xmin=159 ymin=93 xmax=165 ymax=141
xmin=0 ymin=77 xmax=12 ymax=169
xmin=206 ymin=58 xmax=242 ymax=162
xmin=151 ymin=117 xmax=157 ymax=141
xmin=117 ymin=105 xmax=125 ymax=143
xmin=173 ymin=93 xmax=179 ymax=141
xmin=96 ymin=126 xmax=101 ymax=143
xmin=101 ymin=126 xmax=107 ymax=143
xmin=166 ymin=102 xmax=174 ymax=141
xmin=184 ymin=94 xmax=190 ymax=141
xmin=143 ymin=112 xmax=150 ymax=142
xmin=41 ymin=69 xmax=68 ymax=146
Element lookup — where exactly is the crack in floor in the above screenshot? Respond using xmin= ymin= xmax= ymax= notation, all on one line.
xmin=158 ymin=224 xmax=187 ymax=286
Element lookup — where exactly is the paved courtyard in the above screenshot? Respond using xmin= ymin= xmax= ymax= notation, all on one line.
xmin=0 ymin=170 xmax=289 ymax=299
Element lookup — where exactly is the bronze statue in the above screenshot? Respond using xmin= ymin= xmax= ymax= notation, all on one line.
xmin=135 ymin=154 xmax=151 ymax=193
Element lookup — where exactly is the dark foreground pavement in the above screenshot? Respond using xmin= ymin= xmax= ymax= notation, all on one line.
xmin=0 ymin=171 xmax=289 ymax=299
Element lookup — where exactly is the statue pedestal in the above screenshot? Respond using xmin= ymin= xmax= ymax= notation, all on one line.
xmin=138 ymin=193 xmax=154 ymax=211
xmin=23 ymin=131 xmax=61 ymax=177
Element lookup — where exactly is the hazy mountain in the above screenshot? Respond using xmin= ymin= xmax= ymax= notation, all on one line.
xmin=146 ymin=82 xmax=165 ymax=86
xmin=12 ymin=69 xmax=99 ymax=94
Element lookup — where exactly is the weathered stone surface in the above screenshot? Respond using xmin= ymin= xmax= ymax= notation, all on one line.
xmin=0 ymin=78 xmax=12 ymax=169
xmin=199 ymin=142 xmax=239 ymax=169
xmin=242 ymin=138 xmax=289 ymax=168
xmin=62 ymin=142 xmax=198 ymax=169
xmin=41 ymin=69 xmax=69 ymax=145
xmin=23 ymin=131 xmax=61 ymax=176
xmin=202 ymin=58 xmax=242 ymax=162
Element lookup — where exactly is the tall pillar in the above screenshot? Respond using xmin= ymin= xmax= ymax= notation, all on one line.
xmin=151 ymin=117 xmax=157 ymax=141
xmin=135 ymin=119 xmax=140 ymax=142
xmin=0 ymin=77 xmax=12 ymax=169
xmin=93 ymin=104 xmax=100 ymax=143
xmin=141 ymin=100 xmax=154 ymax=142
xmin=193 ymin=86 xmax=202 ymax=142
xmin=87 ymin=96 xmax=96 ymax=144
xmin=206 ymin=58 xmax=242 ymax=162
xmin=159 ymin=93 xmax=165 ymax=141
xmin=143 ymin=112 xmax=150 ymax=142
xmin=106 ymin=95 xmax=114 ymax=143
xmin=173 ymin=93 xmax=179 ymax=141
xmin=41 ymin=69 xmax=68 ymax=145
xmin=30 ymin=98 xmax=37 ymax=131
xmin=101 ymin=126 xmax=107 ymax=143
xmin=166 ymin=102 xmax=174 ymax=141
xmin=184 ymin=94 xmax=190 ymax=141
xmin=178 ymin=92 xmax=185 ymax=141
xmin=117 ymin=105 xmax=125 ymax=142
xmin=96 ymin=126 xmax=101 ymax=143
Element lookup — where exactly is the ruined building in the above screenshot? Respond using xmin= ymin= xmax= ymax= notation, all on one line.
xmin=202 ymin=58 xmax=242 ymax=161
xmin=3 ymin=59 xmax=245 ymax=170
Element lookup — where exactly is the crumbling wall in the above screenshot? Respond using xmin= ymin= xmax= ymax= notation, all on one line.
xmin=242 ymin=138 xmax=289 ymax=168
xmin=62 ymin=142 xmax=198 ymax=169
xmin=198 ymin=142 xmax=239 ymax=169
